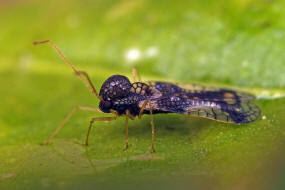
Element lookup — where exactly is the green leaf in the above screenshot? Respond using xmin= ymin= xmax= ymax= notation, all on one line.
xmin=1 ymin=0 xmax=285 ymax=189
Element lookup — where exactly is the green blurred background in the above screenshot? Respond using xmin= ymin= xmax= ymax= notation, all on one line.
xmin=1 ymin=0 xmax=285 ymax=189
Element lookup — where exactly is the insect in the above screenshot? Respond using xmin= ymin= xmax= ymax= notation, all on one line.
xmin=33 ymin=40 xmax=261 ymax=152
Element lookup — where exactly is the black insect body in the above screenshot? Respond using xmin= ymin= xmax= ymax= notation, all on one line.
xmin=99 ymin=75 xmax=164 ymax=116
xmin=33 ymin=40 xmax=261 ymax=152
xmin=99 ymin=77 xmax=260 ymax=124
xmin=99 ymin=75 xmax=146 ymax=115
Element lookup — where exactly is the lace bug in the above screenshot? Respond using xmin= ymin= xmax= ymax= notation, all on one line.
xmin=33 ymin=40 xmax=261 ymax=152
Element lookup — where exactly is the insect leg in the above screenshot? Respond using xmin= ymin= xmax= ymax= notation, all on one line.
xmin=148 ymin=100 xmax=155 ymax=153
xmin=124 ymin=110 xmax=130 ymax=150
xmin=125 ymin=116 xmax=129 ymax=150
xmin=86 ymin=116 xmax=118 ymax=146
xmin=132 ymin=66 xmax=141 ymax=82
xmin=33 ymin=40 xmax=103 ymax=101
xmin=138 ymin=99 xmax=150 ymax=119
xmin=43 ymin=106 xmax=102 ymax=145
xmin=138 ymin=99 xmax=156 ymax=152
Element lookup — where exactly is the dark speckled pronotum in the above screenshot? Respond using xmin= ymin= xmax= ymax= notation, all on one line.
xmin=33 ymin=40 xmax=261 ymax=152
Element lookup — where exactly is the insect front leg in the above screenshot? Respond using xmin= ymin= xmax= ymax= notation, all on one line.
xmin=43 ymin=106 xmax=102 ymax=145
xmin=86 ymin=115 xmax=118 ymax=146
xmin=124 ymin=110 xmax=134 ymax=150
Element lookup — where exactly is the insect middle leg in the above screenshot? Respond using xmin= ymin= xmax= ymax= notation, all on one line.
xmin=149 ymin=102 xmax=155 ymax=153
xmin=138 ymin=99 xmax=155 ymax=152
xmin=43 ymin=106 xmax=102 ymax=145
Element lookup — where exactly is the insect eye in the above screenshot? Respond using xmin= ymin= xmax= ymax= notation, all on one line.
xmin=104 ymin=101 xmax=111 ymax=108
xmin=99 ymin=100 xmax=112 ymax=113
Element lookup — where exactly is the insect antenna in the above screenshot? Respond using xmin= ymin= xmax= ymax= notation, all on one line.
xmin=33 ymin=40 xmax=103 ymax=101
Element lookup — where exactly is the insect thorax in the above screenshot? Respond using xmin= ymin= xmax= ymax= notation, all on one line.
xmin=98 ymin=75 xmax=155 ymax=116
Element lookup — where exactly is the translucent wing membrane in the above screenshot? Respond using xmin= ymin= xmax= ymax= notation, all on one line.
xmin=184 ymin=101 xmax=261 ymax=124
xmin=148 ymin=81 xmax=255 ymax=101
xmin=142 ymin=81 xmax=261 ymax=124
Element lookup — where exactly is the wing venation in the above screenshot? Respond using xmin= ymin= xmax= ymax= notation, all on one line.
xmin=142 ymin=81 xmax=261 ymax=124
